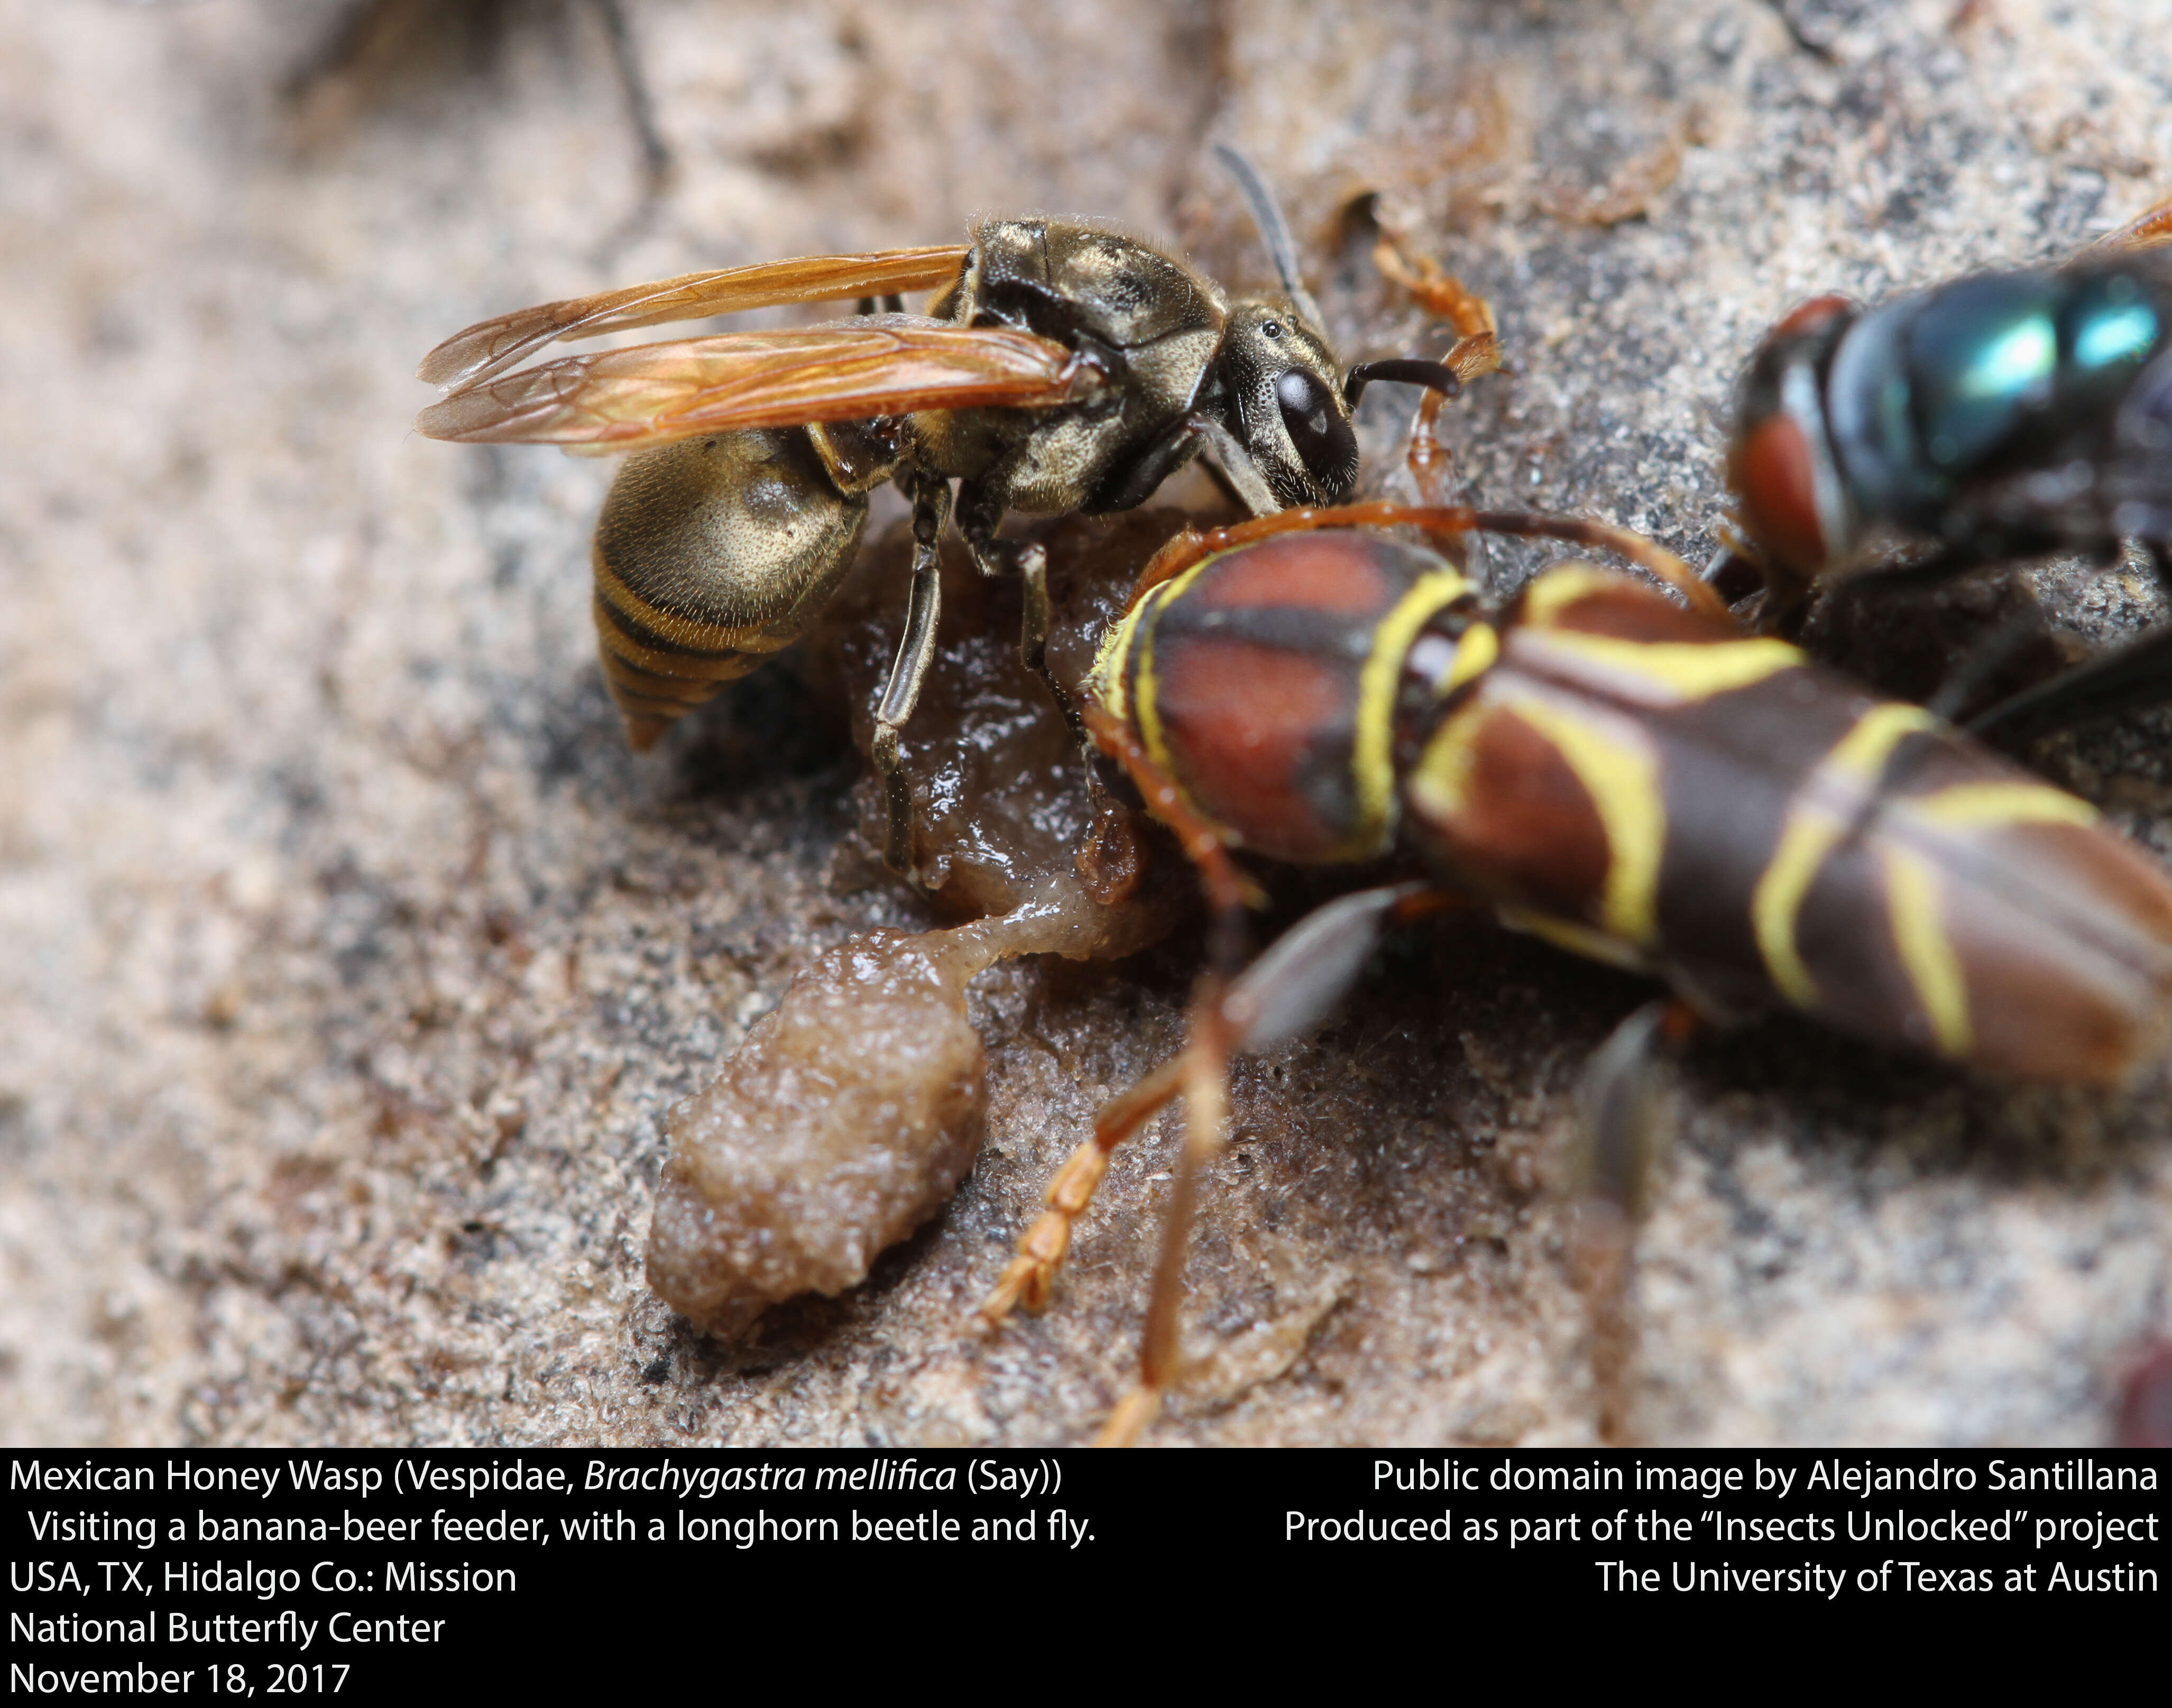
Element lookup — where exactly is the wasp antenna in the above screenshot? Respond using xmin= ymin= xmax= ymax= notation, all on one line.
xmin=1212 ymin=143 xmax=1326 ymax=331
xmin=1342 ymin=358 xmax=1464 ymax=408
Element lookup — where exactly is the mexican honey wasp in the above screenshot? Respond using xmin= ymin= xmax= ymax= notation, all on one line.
xmin=973 ymin=403 xmax=2172 ymax=1445
xmin=415 ymin=150 xmax=1496 ymax=878
xmin=1712 ymin=190 xmax=2172 ymax=742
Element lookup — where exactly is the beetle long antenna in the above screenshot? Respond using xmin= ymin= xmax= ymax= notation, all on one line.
xmin=1213 ymin=143 xmax=1326 ymax=330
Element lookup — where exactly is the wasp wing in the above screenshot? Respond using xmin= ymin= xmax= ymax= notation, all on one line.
xmin=415 ymin=318 xmax=1085 ymax=450
xmin=417 ymin=246 xmax=971 ymax=393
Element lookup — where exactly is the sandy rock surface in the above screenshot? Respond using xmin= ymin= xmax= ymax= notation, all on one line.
xmin=3 ymin=0 xmax=2168 ymax=1447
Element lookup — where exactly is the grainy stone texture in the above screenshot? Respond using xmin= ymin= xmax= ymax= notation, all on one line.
xmin=2 ymin=0 xmax=2167 ymax=1447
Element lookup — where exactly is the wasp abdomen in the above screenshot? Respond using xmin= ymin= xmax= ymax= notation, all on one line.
xmin=590 ymin=428 xmax=871 ymax=750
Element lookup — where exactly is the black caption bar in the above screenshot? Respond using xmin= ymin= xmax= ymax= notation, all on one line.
xmin=8 ymin=1447 xmax=2162 ymax=1681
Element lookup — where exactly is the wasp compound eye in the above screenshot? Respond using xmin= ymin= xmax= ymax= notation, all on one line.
xmin=1276 ymin=368 xmax=1353 ymax=482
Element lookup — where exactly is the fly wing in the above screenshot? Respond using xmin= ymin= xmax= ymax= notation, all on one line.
xmin=414 ymin=317 xmax=1086 ymax=450
xmin=417 ymin=246 xmax=971 ymax=393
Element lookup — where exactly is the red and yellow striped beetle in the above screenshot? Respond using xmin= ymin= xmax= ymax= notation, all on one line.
xmin=975 ymin=494 xmax=2172 ymax=1446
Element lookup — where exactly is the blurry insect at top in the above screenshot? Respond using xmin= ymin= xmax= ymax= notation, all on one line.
xmin=1723 ymin=193 xmax=2171 ymax=593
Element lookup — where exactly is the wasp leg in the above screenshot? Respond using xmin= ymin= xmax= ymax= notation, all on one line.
xmin=1013 ymin=543 xmax=1092 ymax=754
xmin=871 ymin=475 xmax=953 ymax=876
xmin=1192 ymin=418 xmax=1283 ymax=518
xmin=1570 ymin=997 xmax=1698 ymax=1446
xmin=1083 ymin=414 xmax=1216 ymax=515
xmin=954 ymin=487 xmax=1090 ymax=754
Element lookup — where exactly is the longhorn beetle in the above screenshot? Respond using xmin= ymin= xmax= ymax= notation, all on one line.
xmin=974 ymin=398 xmax=2172 ymax=1446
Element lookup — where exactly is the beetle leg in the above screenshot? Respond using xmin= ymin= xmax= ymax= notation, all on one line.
xmin=974 ymin=1055 xmax=1188 ymax=1328
xmin=981 ymin=883 xmax=1442 ymax=1441
xmin=978 ymin=880 xmax=1447 ymax=1334
xmin=1569 ymin=996 xmax=1699 ymax=1446
xmin=1371 ymin=231 xmax=1498 ymax=341
xmin=1083 ymin=703 xmax=1260 ymax=918
xmin=871 ymin=474 xmax=952 ymax=876
xmin=1097 ymin=976 xmax=1233 ymax=1447
xmin=1098 ymin=886 xmax=1466 ymax=1445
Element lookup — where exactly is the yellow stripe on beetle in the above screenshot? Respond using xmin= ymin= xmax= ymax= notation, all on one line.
xmin=1516 ymin=564 xmax=1623 ymax=627
xmin=1088 ymin=585 xmax=1154 ymax=726
xmin=1881 ymin=846 xmax=1973 ymax=1058
xmin=1116 ymin=585 xmax=1178 ymax=775
xmin=1915 ymin=780 xmax=2100 ymax=829
xmin=1409 ymin=688 xmax=1666 ymax=947
xmin=1090 ymin=568 xmax=1227 ymax=843
xmin=1437 ymin=621 xmax=1498 ymax=697
xmin=1751 ymin=703 xmax=1941 ymax=1010
xmin=1515 ymin=630 xmax=1806 ymax=707
xmin=1341 ymin=569 xmax=1469 ymax=861
xmin=1479 ymin=690 xmax=1669 ymax=947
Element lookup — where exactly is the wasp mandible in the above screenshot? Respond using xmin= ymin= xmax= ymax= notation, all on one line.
xmin=415 ymin=151 xmax=1497 ymax=878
